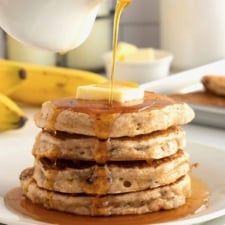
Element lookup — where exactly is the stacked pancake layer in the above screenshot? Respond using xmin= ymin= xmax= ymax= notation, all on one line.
xmin=20 ymin=92 xmax=195 ymax=216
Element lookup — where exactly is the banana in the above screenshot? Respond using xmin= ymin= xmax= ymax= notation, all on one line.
xmin=0 ymin=65 xmax=26 ymax=95
xmin=0 ymin=60 xmax=107 ymax=105
xmin=0 ymin=93 xmax=27 ymax=132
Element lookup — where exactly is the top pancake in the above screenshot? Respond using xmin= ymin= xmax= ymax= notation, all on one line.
xmin=35 ymin=92 xmax=195 ymax=138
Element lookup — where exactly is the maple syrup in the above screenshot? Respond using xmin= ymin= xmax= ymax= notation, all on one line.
xmin=46 ymin=108 xmax=62 ymax=131
xmin=94 ymin=139 xmax=110 ymax=163
xmin=45 ymin=169 xmax=58 ymax=190
xmin=109 ymin=0 xmax=131 ymax=104
xmin=52 ymin=92 xmax=173 ymax=114
xmin=80 ymin=165 xmax=112 ymax=195
xmin=51 ymin=92 xmax=173 ymax=139
xmin=5 ymin=176 xmax=209 ymax=225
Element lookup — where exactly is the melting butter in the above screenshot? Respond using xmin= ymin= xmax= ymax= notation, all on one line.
xmin=76 ymin=82 xmax=144 ymax=103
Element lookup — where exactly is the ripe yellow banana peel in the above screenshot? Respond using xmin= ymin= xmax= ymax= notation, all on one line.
xmin=0 ymin=60 xmax=107 ymax=105
xmin=0 ymin=93 xmax=27 ymax=132
xmin=0 ymin=64 xmax=26 ymax=95
xmin=0 ymin=59 xmax=27 ymax=132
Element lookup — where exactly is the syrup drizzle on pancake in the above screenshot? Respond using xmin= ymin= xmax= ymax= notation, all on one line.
xmin=80 ymin=165 xmax=112 ymax=195
xmin=50 ymin=92 xmax=174 ymax=139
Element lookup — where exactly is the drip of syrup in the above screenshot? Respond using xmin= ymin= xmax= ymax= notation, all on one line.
xmin=80 ymin=165 xmax=112 ymax=195
xmin=46 ymin=108 xmax=62 ymax=131
xmin=109 ymin=0 xmax=132 ymax=104
xmin=94 ymin=139 xmax=110 ymax=163
xmin=4 ymin=176 xmax=209 ymax=225
xmin=93 ymin=113 xmax=118 ymax=139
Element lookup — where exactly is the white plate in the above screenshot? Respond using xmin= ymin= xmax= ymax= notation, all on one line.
xmin=190 ymin=104 xmax=225 ymax=129
xmin=0 ymin=142 xmax=225 ymax=225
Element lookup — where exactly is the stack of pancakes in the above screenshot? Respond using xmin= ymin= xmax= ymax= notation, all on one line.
xmin=20 ymin=92 xmax=195 ymax=216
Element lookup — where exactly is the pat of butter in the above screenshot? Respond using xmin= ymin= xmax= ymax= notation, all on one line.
xmin=116 ymin=42 xmax=155 ymax=62
xmin=117 ymin=42 xmax=138 ymax=61
xmin=76 ymin=82 xmax=144 ymax=103
xmin=123 ymin=48 xmax=155 ymax=62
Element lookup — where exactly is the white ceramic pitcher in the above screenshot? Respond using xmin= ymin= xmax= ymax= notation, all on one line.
xmin=160 ymin=0 xmax=225 ymax=70
xmin=0 ymin=0 xmax=102 ymax=52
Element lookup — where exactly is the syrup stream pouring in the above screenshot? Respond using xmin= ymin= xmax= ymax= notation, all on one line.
xmin=109 ymin=0 xmax=132 ymax=104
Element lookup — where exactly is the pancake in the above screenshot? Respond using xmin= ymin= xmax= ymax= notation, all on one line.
xmin=33 ymin=150 xmax=189 ymax=194
xmin=202 ymin=75 xmax=225 ymax=96
xmin=21 ymin=169 xmax=191 ymax=216
xmin=33 ymin=126 xmax=185 ymax=163
xmin=35 ymin=92 xmax=195 ymax=138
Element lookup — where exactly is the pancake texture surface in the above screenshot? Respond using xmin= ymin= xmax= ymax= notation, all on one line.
xmin=21 ymin=169 xmax=191 ymax=216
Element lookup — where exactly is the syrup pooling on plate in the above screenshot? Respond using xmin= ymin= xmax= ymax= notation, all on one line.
xmin=4 ymin=176 xmax=209 ymax=225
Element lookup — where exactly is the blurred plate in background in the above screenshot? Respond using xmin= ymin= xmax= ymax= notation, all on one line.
xmin=190 ymin=104 xmax=225 ymax=129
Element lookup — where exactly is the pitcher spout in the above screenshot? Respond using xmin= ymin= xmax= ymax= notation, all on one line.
xmin=0 ymin=0 xmax=103 ymax=52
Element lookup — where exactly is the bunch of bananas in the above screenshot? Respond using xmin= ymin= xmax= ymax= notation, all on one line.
xmin=0 ymin=59 xmax=107 ymax=132
xmin=0 ymin=67 xmax=27 ymax=132
xmin=0 ymin=93 xmax=26 ymax=132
